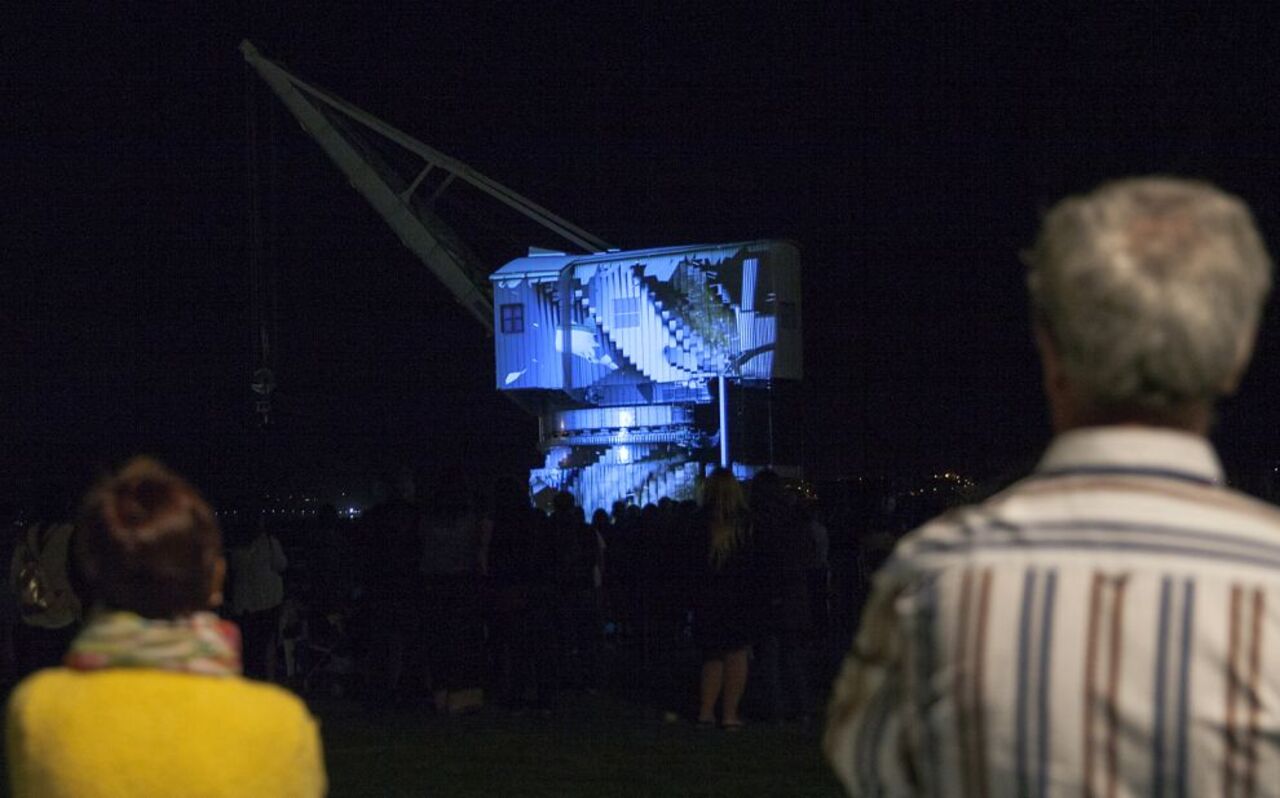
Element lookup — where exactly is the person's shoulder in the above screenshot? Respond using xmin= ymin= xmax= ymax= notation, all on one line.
xmin=8 ymin=669 xmax=324 ymax=797
xmin=873 ymin=501 xmax=1001 ymax=577
xmin=7 ymin=667 xmax=54 ymax=719
xmin=212 ymin=676 xmax=319 ymax=731
xmin=9 ymin=667 xmax=84 ymax=707
xmin=7 ymin=669 xmax=98 ymax=736
xmin=18 ymin=669 xmax=318 ymax=753
xmin=987 ymin=468 xmax=1280 ymax=539
xmin=897 ymin=502 xmax=980 ymax=544
xmin=13 ymin=667 xmax=310 ymax=714
xmin=1211 ymin=485 xmax=1280 ymax=528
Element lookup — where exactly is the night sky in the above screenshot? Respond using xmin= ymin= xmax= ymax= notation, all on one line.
xmin=7 ymin=5 xmax=1280 ymax=505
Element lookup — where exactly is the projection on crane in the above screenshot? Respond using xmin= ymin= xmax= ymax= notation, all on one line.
xmin=241 ymin=42 xmax=802 ymax=514
xmin=492 ymin=243 xmax=801 ymax=512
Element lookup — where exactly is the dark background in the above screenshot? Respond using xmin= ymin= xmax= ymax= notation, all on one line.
xmin=6 ymin=4 xmax=1280 ymax=505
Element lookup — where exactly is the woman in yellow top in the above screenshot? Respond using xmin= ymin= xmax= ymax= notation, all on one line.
xmin=6 ymin=457 xmax=327 ymax=797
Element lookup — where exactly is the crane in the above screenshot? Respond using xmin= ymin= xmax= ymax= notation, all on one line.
xmin=241 ymin=41 xmax=803 ymax=513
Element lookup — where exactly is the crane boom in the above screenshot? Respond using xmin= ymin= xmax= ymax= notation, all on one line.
xmin=239 ymin=40 xmax=612 ymax=331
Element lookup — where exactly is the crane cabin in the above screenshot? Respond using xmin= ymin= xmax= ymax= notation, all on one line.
xmin=492 ymin=241 xmax=802 ymax=513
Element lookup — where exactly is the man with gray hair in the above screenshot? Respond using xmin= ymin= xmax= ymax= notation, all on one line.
xmin=825 ymin=177 xmax=1277 ymax=796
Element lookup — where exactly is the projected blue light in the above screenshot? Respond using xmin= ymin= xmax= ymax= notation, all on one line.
xmin=492 ymin=241 xmax=802 ymax=514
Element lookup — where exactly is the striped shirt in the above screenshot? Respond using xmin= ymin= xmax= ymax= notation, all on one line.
xmin=825 ymin=426 xmax=1280 ymax=797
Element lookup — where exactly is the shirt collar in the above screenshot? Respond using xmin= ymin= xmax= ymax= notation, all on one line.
xmin=1034 ymin=425 xmax=1224 ymax=486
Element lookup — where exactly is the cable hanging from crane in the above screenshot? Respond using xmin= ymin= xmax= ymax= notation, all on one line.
xmin=246 ymin=61 xmax=278 ymax=427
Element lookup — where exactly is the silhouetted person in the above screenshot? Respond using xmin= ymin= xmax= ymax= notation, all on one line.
xmin=603 ymin=503 xmax=641 ymax=644
xmin=227 ymin=513 xmax=287 ymax=681
xmin=801 ymin=502 xmax=831 ymax=660
xmin=550 ymin=491 xmax=603 ymax=691
xmin=590 ymin=508 xmax=610 ymax=601
xmin=310 ymin=503 xmax=350 ymax=614
xmin=359 ymin=470 xmax=423 ymax=703
xmin=0 ymin=503 xmax=23 ymax=687
xmin=487 ymin=476 xmax=557 ymax=713
xmin=8 ymin=483 xmax=81 ymax=681
xmin=695 ymin=469 xmax=753 ymax=730
xmin=420 ymin=480 xmax=485 ymax=714
xmin=750 ymin=470 xmax=812 ymax=723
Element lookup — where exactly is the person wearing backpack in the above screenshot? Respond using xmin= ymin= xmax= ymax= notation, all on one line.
xmin=8 ymin=517 xmax=82 ymax=680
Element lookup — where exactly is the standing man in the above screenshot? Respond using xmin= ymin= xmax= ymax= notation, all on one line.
xmin=826 ymin=178 xmax=1276 ymax=795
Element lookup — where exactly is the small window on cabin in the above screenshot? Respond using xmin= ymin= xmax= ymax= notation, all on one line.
xmin=500 ymin=303 xmax=525 ymax=334
xmin=613 ymin=297 xmax=640 ymax=329
xmin=778 ymin=301 xmax=798 ymax=330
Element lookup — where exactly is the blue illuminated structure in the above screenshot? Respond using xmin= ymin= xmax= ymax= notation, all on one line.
xmin=493 ymin=243 xmax=801 ymax=511
xmin=242 ymin=43 xmax=802 ymax=514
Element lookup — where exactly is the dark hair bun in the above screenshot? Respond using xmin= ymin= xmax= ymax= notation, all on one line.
xmin=77 ymin=457 xmax=222 ymax=619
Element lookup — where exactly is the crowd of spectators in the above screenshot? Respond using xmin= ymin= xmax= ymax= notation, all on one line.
xmin=0 ymin=463 xmax=956 ymax=795
xmin=252 ymin=466 xmax=947 ymax=722
xmin=262 ymin=468 xmax=835 ymax=721
xmin=0 ymin=466 xmax=964 ymax=725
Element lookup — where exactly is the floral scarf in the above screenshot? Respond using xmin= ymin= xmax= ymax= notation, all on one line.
xmin=66 ymin=611 xmax=242 ymax=677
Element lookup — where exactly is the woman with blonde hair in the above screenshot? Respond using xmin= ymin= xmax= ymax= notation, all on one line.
xmin=694 ymin=468 xmax=753 ymax=730
xmin=6 ymin=457 xmax=326 ymax=797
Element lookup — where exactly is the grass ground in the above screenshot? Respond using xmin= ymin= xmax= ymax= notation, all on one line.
xmin=319 ymin=691 xmax=843 ymax=797
xmin=0 ymin=637 xmax=846 ymax=796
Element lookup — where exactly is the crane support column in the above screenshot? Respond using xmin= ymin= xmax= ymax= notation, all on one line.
xmin=718 ymin=371 xmax=729 ymax=469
